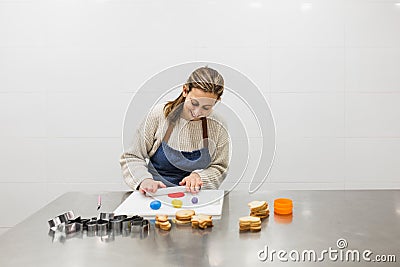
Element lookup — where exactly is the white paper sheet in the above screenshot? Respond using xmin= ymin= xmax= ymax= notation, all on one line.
xmin=113 ymin=189 xmax=224 ymax=219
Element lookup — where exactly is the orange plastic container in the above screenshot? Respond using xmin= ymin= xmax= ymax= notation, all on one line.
xmin=274 ymin=198 xmax=293 ymax=207
xmin=274 ymin=207 xmax=292 ymax=215
xmin=274 ymin=198 xmax=293 ymax=215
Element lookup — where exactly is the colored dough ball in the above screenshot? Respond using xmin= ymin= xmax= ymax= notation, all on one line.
xmin=168 ymin=192 xmax=185 ymax=198
xmin=150 ymin=200 xmax=161 ymax=210
xmin=191 ymin=197 xmax=198 ymax=204
xmin=171 ymin=199 xmax=183 ymax=208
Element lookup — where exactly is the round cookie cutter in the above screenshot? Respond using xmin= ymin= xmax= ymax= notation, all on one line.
xmin=86 ymin=220 xmax=97 ymax=237
xmin=96 ymin=219 xmax=109 ymax=236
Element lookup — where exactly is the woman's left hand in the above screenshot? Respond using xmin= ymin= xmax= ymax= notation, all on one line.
xmin=179 ymin=172 xmax=203 ymax=193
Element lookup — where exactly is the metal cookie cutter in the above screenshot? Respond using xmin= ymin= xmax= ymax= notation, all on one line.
xmin=131 ymin=215 xmax=144 ymax=233
xmin=109 ymin=215 xmax=127 ymax=235
xmin=86 ymin=220 xmax=97 ymax=237
xmin=141 ymin=219 xmax=149 ymax=239
xmin=99 ymin=212 xmax=114 ymax=221
xmin=65 ymin=217 xmax=90 ymax=233
xmin=96 ymin=219 xmax=109 ymax=236
xmin=65 ymin=221 xmax=82 ymax=234
xmin=81 ymin=218 xmax=91 ymax=231
xmin=129 ymin=215 xmax=149 ymax=239
xmin=48 ymin=211 xmax=75 ymax=230
xmin=121 ymin=219 xmax=133 ymax=237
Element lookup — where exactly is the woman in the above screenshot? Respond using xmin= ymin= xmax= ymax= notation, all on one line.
xmin=120 ymin=66 xmax=229 ymax=194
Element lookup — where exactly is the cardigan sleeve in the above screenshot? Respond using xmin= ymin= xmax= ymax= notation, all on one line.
xmin=119 ymin=108 xmax=160 ymax=190
xmin=195 ymin=121 xmax=230 ymax=189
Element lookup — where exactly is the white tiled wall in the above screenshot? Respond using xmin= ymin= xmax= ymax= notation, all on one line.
xmin=270 ymin=47 xmax=345 ymax=93
xmin=1 ymin=0 xmax=399 ymax=230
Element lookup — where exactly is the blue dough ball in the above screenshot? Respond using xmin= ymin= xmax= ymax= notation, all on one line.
xmin=150 ymin=200 xmax=161 ymax=210
xmin=191 ymin=197 xmax=198 ymax=204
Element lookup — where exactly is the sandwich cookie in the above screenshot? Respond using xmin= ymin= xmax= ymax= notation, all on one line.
xmin=248 ymin=200 xmax=270 ymax=219
xmin=174 ymin=210 xmax=195 ymax=225
xmin=191 ymin=214 xmax=213 ymax=229
xmin=155 ymin=214 xmax=171 ymax=231
xmin=239 ymin=216 xmax=262 ymax=232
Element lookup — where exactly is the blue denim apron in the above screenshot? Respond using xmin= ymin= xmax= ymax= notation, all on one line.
xmin=148 ymin=117 xmax=211 ymax=187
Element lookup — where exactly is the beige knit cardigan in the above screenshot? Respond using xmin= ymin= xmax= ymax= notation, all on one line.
xmin=120 ymin=104 xmax=230 ymax=190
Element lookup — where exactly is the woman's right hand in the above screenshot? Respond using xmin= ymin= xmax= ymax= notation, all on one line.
xmin=139 ymin=178 xmax=166 ymax=194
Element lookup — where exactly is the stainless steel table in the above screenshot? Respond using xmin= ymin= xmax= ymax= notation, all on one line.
xmin=0 ymin=190 xmax=398 ymax=266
